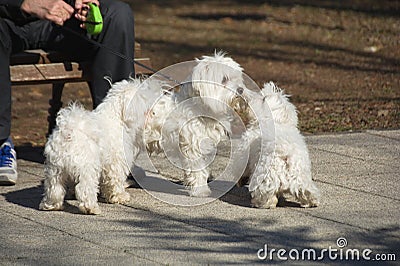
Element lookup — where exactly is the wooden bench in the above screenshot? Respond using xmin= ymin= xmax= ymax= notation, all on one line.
xmin=10 ymin=42 xmax=153 ymax=135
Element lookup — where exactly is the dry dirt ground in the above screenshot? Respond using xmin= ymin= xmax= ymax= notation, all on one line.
xmin=11 ymin=0 xmax=399 ymax=147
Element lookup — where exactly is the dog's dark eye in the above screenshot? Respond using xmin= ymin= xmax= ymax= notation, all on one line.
xmin=236 ymin=87 xmax=244 ymax=95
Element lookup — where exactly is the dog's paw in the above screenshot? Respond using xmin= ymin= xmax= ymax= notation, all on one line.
xmin=300 ymin=198 xmax=320 ymax=208
xmin=107 ymin=192 xmax=131 ymax=204
xmin=39 ymin=201 xmax=64 ymax=211
xmin=78 ymin=203 xmax=101 ymax=215
xmin=251 ymin=195 xmax=278 ymax=209
xmin=298 ymin=189 xmax=320 ymax=208
xmin=189 ymin=185 xmax=212 ymax=197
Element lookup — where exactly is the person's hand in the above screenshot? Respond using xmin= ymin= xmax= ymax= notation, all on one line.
xmin=74 ymin=0 xmax=100 ymax=29
xmin=20 ymin=0 xmax=75 ymax=26
xmin=74 ymin=0 xmax=100 ymax=12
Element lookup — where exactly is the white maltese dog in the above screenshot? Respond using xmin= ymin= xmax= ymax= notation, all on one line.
xmin=39 ymin=79 xmax=162 ymax=214
xmin=239 ymin=82 xmax=320 ymax=208
xmin=171 ymin=51 xmax=248 ymax=196
xmin=144 ymin=87 xmax=224 ymax=197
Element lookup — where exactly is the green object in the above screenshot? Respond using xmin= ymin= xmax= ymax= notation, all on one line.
xmin=85 ymin=3 xmax=103 ymax=35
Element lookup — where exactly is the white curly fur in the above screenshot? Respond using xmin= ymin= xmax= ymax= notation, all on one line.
xmin=242 ymin=82 xmax=320 ymax=208
xmin=39 ymin=79 xmax=153 ymax=214
xmin=144 ymin=91 xmax=220 ymax=197
xmin=39 ymin=52 xmax=320 ymax=212
xmin=173 ymin=51 xmax=248 ymax=196
xmin=180 ymin=52 xmax=320 ymax=208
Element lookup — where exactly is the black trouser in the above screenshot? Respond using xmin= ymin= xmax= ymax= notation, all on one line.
xmin=0 ymin=0 xmax=135 ymax=140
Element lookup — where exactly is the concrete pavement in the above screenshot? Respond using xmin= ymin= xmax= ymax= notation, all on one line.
xmin=0 ymin=130 xmax=399 ymax=265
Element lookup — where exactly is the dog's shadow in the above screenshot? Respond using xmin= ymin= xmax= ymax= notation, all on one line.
xmin=3 ymin=166 xmax=302 ymax=215
xmin=219 ymin=185 xmax=303 ymax=208
xmin=3 ymin=184 xmax=92 ymax=215
xmin=130 ymin=173 xmax=302 ymax=208
xmin=131 ymin=172 xmax=251 ymax=202
xmin=3 ymin=185 xmax=43 ymax=210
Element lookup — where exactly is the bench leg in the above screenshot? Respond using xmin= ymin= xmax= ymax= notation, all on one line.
xmin=47 ymin=83 xmax=64 ymax=136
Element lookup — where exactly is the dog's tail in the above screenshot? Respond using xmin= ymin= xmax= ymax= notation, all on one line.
xmin=45 ymin=102 xmax=101 ymax=167
xmin=57 ymin=102 xmax=86 ymax=130
xmin=50 ymin=102 xmax=100 ymax=144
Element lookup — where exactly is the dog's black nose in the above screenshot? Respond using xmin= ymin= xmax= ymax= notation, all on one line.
xmin=236 ymin=87 xmax=244 ymax=95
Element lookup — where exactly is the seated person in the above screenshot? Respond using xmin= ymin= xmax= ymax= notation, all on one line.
xmin=0 ymin=0 xmax=135 ymax=185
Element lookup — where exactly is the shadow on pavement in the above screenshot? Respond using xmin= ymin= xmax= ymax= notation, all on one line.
xmin=15 ymin=144 xmax=45 ymax=164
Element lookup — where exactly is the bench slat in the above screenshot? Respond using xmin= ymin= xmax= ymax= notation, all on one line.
xmin=10 ymin=65 xmax=46 ymax=82
xmin=11 ymin=42 xmax=143 ymax=65
xmin=36 ymin=62 xmax=88 ymax=81
xmin=11 ymin=58 xmax=153 ymax=85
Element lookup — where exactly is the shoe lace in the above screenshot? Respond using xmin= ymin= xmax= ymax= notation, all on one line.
xmin=0 ymin=145 xmax=14 ymax=167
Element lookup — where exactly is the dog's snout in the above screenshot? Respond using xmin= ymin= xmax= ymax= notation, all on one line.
xmin=236 ymin=87 xmax=244 ymax=95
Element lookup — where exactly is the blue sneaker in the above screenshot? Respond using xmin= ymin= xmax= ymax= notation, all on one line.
xmin=0 ymin=138 xmax=18 ymax=185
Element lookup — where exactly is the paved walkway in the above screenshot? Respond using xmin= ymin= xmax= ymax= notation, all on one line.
xmin=0 ymin=130 xmax=399 ymax=265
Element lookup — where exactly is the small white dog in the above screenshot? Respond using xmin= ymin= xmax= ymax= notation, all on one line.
xmin=239 ymin=82 xmax=320 ymax=208
xmin=172 ymin=51 xmax=249 ymax=196
xmin=144 ymin=86 xmax=224 ymax=197
xmin=39 ymin=79 xmax=162 ymax=214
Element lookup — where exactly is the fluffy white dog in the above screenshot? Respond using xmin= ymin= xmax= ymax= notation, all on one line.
xmin=239 ymin=82 xmax=320 ymax=208
xmin=39 ymin=79 xmax=162 ymax=214
xmin=144 ymin=86 xmax=224 ymax=197
xmin=172 ymin=52 xmax=249 ymax=196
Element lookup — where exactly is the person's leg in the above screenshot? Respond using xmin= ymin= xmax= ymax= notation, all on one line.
xmin=0 ymin=18 xmax=12 ymax=143
xmin=88 ymin=0 xmax=135 ymax=107
xmin=0 ymin=18 xmax=18 ymax=185
xmin=0 ymin=15 xmax=56 ymax=185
